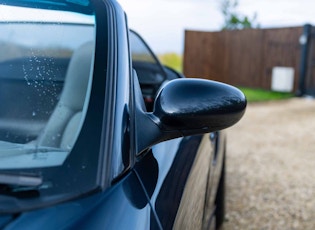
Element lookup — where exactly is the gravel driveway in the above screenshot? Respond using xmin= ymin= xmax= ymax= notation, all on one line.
xmin=224 ymin=98 xmax=315 ymax=229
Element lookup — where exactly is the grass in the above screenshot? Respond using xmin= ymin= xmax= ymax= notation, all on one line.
xmin=158 ymin=53 xmax=183 ymax=73
xmin=239 ymin=87 xmax=294 ymax=102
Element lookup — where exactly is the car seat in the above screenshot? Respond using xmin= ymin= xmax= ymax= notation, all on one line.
xmin=36 ymin=41 xmax=94 ymax=149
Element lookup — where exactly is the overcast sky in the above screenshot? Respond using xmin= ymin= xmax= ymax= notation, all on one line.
xmin=118 ymin=0 xmax=315 ymax=54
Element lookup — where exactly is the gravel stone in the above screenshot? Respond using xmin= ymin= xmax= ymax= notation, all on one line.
xmin=224 ymin=98 xmax=315 ymax=229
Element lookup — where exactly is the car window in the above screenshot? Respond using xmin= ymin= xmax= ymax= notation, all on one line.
xmin=130 ymin=31 xmax=166 ymax=84
xmin=130 ymin=31 xmax=168 ymax=111
xmin=130 ymin=31 xmax=156 ymax=64
xmin=0 ymin=4 xmax=95 ymax=169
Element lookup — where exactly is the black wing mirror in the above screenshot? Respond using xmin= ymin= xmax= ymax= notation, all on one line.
xmin=153 ymin=78 xmax=246 ymax=135
xmin=135 ymin=78 xmax=246 ymax=153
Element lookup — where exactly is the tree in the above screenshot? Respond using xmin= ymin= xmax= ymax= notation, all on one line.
xmin=220 ymin=0 xmax=258 ymax=30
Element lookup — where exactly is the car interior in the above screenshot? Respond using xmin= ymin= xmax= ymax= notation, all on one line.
xmin=36 ymin=41 xmax=94 ymax=149
xmin=0 ymin=41 xmax=94 ymax=151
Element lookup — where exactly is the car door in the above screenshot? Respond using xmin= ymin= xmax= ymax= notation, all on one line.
xmin=129 ymin=31 xmax=218 ymax=229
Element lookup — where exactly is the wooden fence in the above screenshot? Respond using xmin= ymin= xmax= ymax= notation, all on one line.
xmin=183 ymin=27 xmax=304 ymax=91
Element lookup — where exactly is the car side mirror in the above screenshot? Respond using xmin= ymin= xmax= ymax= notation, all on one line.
xmin=134 ymin=77 xmax=246 ymax=154
xmin=153 ymin=78 xmax=246 ymax=135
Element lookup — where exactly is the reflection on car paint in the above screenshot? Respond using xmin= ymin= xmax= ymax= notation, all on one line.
xmin=151 ymin=135 xmax=203 ymax=229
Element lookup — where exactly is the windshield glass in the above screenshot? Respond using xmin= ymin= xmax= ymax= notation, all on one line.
xmin=0 ymin=5 xmax=95 ymax=169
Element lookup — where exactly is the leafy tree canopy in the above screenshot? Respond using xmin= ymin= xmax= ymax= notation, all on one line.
xmin=220 ymin=0 xmax=259 ymax=30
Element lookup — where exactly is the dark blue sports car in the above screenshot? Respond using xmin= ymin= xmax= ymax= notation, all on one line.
xmin=0 ymin=0 xmax=246 ymax=229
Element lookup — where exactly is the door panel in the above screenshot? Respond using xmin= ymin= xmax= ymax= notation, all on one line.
xmin=173 ymin=134 xmax=214 ymax=230
xmin=137 ymin=134 xmax=214 ymax=229
xmin=203 ymin=132 xmax=225 ymax=229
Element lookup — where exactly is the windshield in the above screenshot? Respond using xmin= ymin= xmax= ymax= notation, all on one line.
xmin=0 ymin=0 xmax=115 ymax=214
xmin=0 ymin=5 xmax=95 ymax=169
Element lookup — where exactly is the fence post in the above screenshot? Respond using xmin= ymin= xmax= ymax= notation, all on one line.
xmin=297 ymin=24 xmax=312 ymax=96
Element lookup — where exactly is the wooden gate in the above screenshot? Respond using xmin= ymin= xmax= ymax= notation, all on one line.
xmin=183 ymin=27 xmax=303 ymax=92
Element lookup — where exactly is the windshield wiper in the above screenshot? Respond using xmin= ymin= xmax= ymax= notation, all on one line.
xmin=0 ymin=173 xmax=43 ymax=198
xmin=0 ymin=174 xmax=42 ymax=187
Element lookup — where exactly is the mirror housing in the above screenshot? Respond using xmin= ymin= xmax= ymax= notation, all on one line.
xmin=153 ymin=78 xmax=246 ymax=135
xmin=135 ymin=78 xmax=246 ymax=153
